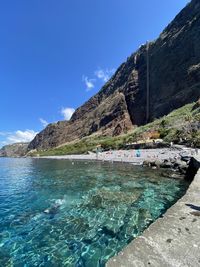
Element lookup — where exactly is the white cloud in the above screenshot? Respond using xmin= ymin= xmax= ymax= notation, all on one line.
xmin=82 ymin=75 xmax=96 ymax=91
xmin=0 ymin=131 xmax=11 ymax=136
xmin=0 ymin=130 xmax=38 ymax=146
xmin=0 ymin=140 xmax=8 ymax=146
xmin=94 ymin=68 xmax=115 ymax=82
xmin=61 ymin=107 xmax=75 ymax=121
xmin=39 ymin=118 xmax=48 ymax=128
xmin=7 ymin=130 xmax=38 ymax=143
xmin=82 ymin=68 xmax=115 ymax=92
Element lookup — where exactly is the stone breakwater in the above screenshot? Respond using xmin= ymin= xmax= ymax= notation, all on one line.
xmin=107 ymin=156 xmax=200 ymax=267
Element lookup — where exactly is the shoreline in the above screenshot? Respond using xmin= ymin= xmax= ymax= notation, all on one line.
xmin=35 ymin=146 xmax=195 ymax=165
xmin=107 ymin=156 xmax=200 ymax=266
xmin=5 ymin=148 xmax=200 ymax=265
xmin=37 ymin=148 xmax=200 ymax=266
xmin=35 ymin=147 xmax=196 ymax=178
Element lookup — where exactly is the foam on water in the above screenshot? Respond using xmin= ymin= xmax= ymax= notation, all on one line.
xmin=0 ymin=158 xmax=189 ymax=266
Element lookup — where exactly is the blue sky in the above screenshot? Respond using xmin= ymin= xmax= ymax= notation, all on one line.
xmin=0 ymin=0 xmax=189 ymax=147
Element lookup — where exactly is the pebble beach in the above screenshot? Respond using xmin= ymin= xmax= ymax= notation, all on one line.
xmin=38 ymin=146 xmax=196 ymax=166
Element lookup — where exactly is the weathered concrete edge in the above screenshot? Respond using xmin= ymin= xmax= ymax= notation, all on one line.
xmin=106 ymin=156 xmax=200 ymax=267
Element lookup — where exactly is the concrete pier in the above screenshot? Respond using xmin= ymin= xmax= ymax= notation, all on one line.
xmin=107 ymin=156 xmax=200 ymax=267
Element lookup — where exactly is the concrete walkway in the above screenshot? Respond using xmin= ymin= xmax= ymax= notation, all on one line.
xmin=107 ymin=156 xmax=200 ymax=267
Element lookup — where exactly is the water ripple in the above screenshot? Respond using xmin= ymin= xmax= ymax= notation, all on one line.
xmin=0 ymin=158 xmax=189 ymax=266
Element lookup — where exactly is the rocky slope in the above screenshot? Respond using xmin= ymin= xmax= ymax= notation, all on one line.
xmin=29 ymin=100 xmax=200 ymax=157
xmin=0 ymin=143 xmax=29 ymax=157
xmin=29 ymin=0 xmax=200 ymax=151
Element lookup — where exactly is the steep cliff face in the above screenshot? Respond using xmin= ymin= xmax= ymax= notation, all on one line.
xmin=29 ymin=0 xmax=200 ymax=150
xmin=0 ymin=143 xmax=29 ymax=157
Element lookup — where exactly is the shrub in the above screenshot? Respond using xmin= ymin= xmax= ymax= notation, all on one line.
xmin=159 ymin=127 xmax=169 ymax=139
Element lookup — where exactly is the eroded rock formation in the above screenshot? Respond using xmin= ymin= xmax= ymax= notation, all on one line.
xmin=29 ymin=0 xmax=200 ymax=150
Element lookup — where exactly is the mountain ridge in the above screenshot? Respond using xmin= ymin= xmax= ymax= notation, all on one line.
xmin=0 ymin=143 xmax=29 ymax=157
xmin=29 ymin=0 xmax=200 ymax=151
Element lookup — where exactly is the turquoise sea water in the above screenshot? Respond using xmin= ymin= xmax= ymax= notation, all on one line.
xmin=0 ymin=158 xmax=189 ymax=266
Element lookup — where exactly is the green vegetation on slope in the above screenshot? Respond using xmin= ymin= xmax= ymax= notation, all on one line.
xmin=29 ymin=101 xmax=200 ymax=156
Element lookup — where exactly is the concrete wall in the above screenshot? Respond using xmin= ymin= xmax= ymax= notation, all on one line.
xmin=107 ymin=156 xmax=200 ymax=267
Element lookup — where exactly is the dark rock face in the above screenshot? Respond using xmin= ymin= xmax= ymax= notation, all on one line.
xmin=29 ymin=92 xmax=133 ymax=150
xmin=0 ymin=143 xmax=29 ymax=157
xmin=29 ymin=0 xmax=200 ymax=150
xmin=186 ymin=156 xmax=200 ymax=181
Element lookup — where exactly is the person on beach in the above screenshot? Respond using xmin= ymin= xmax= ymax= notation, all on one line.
xmin=96 ymin=144 xmax=102 ymax=159
xmin=136 ymin=149 xmax=141 ymax=157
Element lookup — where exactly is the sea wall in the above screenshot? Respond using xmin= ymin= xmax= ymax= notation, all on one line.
xmin=185 ymin=156 xmax=200 ymax=181
xmin=107 ymin=156 xmax=200 ymax=267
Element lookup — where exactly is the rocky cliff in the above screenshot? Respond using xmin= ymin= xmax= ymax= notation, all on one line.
xmin=29 ymin=0 xmax=200 ymax=151
xmin=0 ymin=143 xmax=29 ymax=157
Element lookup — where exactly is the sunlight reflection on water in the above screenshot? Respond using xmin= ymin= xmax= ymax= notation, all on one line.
xmin=0 ymin=158 xmax=189 ymax=266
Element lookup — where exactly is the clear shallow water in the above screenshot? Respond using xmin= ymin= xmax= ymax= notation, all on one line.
xmin=0 ymin=158 xmax=189 ymax=266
